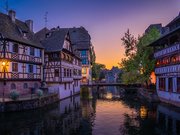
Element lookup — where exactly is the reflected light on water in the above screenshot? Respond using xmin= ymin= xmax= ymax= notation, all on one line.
xmin=140 ymin=106 xmax=148 ymax=119
xmin=106 ymin=93 xmax=113 ymax=99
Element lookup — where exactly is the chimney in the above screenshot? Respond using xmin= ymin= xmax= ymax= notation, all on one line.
xmin=25 ymin=20 xmax=33 ymax=32
xmin=8 ymin=10 xmax=16 ymax=22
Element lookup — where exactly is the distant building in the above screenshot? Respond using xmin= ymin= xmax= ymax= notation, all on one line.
xmin=0 ymin=10 xmax=44 ymax=95
xmin=69 ymin=27 xmax=95 ymax=84
xmin=104 ymin=67 xmax=122 ymax=83
xmin=35 ymin=27 xmax=82 ymax=99
xmin=149 ymin=12 xmax=180 ymax=107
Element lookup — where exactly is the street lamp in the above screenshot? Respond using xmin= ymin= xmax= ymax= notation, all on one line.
xmin=1 ymin=60 xmax=7 ymax=102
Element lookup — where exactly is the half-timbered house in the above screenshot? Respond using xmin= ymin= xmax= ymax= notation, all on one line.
xmin=36 ymin=27 xmax=81 ymax=99
xmin=0 ymin=10 xmax=44 ymax=96
xmin=69 ymin=27 xmax=95 ymax=84
xmin=150 ymin=12 xmax=180 ymax=107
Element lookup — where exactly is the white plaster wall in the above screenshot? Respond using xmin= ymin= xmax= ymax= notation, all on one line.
xmin=157 ymin=90 xmax=180 ymax=103
xmin=48 ymin=83 xmax=73 ymax=99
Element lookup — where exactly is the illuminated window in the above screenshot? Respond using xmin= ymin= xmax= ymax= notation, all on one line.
xmin=82 ymin=68 xmax=87 ymax=74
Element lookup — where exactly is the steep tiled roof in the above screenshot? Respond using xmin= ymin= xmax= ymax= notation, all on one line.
xmin=34 ymin=27 xmax=49 ymax=42
xmin=69 ymin=27 xmax=91 ymax=50
xmin=40 ymin=28 xmax=68 ymax=52
xmin=0 ymin=12 xmax=43 ymax=48
xmin=166 ymin=12 xmax=180 ymax=27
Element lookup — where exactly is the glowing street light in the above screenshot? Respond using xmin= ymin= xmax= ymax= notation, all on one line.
xmin=1 ymin=60 xmax=8 ymax=103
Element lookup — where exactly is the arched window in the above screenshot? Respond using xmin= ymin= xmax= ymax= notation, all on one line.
xmin=34 ymin=83 xmax=38 ymax=89
xmin=11 ymin=83 xmax=16 ymax=90
xmin=23 ymin=83 xmax=28 ymax=89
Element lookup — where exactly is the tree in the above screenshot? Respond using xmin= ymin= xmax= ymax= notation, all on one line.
xmin=92 ymin=63 xmax=106 ymax=81
xmin=121 ymin=29 xmax=137 ymax=57
xmin=120 ymin=28 xmax=160 ymax=86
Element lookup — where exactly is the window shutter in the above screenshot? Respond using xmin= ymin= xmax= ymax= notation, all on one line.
xmin=26 ymin=64 xmax=29 ymax=73
xmin=33 ymin=65 xmax=37 ymax=73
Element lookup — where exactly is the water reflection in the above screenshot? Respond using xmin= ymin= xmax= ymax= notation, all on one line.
xmin=156 ymin=104 xmax=180 ymax=135
xmin=0 ymin=86 xmax=180 ymax=135
xmin=0 ymin=96 xmax=81 ymax=135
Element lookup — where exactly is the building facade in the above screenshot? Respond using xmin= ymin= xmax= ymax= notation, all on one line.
xmin=104 ymin=67 xmax=122 ymax=83
xmin=150 ymin=12 xmax=180 ymax=107
xmin=35 ymin=28 xmax=82 ymax=99
xmin=69 ymin=27 xmax=95 ymax=84
xmin=0 ymin=10 xmax=44 ymax=96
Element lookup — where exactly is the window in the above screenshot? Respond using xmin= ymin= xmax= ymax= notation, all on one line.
xmin=81 ymin=50 xmax=87 ymax=56
xmin=11 ymin=83 xmax=16 ymax=90
xmin=13 ymin=44 xmax=18 ymax=53
xmin=12 ymin=63 xmax=18 ymax=72
xmin=34 ymin=83 xmax=38 ymax=89
xmin=54 ymin=69 xmax=59 ymax=77
xmin=79 ymin=70 xmax=81 ymax=76
xmin=23 ymin=83 xmax=28 ymax=89
xmin=70 ymin=69 xmax=71 ymax=77
xmin=30 ymin=47 xmax=34 ymax=56
xmin=82 ymin=68 xmax=87 ymax=74
xmin=67 ymin=69 xmax=69 ymax=77
xmin=52 ymin=53 xmax=59 ymax=59
xmin=168 ymin=78 xmax=173 ymax=92
xmin=177 ymin=77 xmax=180 ymax=93
xmin=159 ymin=78 xmax=165 ymax=91
xmin=64 ymin=68 xmax=66 ymax=77
xmin=82 ymin=58 xmax=87 ymax=65
xmin=29 ymin=65 xmax=33 ymax=73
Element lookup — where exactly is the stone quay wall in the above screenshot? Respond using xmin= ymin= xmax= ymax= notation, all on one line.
xmin=0 ymin=93 xmax=59 ymax=112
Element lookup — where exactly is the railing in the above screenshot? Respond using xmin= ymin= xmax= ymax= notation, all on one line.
xmin=0 ymin=72 xmax=41 ymax=79
xmin=154 ymin=43 xmax=180 ymax=58
xmin=155 ymin=64 xmax=180 ymax=74
xmin=0 ymin=52 xmax=42 ymax=64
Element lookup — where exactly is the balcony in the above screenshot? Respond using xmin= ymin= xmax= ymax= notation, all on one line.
xmin=155 ymin=64 xmax=180 ymax=74
xmin=0 ymin=52 xmax=42 ymax=64
xmin=0 ymin=72 xmax=41 ymax=80
xmin=154 ymin=43 xmax=180 ymax=58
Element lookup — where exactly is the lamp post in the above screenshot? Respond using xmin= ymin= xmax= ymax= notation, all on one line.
xmin=2 ymin=61 xmax=7 ymax=103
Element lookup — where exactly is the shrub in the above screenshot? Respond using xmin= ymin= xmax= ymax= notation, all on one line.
xmin=36 ymin=89 xmax=43 ymax=98
xmin=9 ymin=90 xmax=20 ymax=100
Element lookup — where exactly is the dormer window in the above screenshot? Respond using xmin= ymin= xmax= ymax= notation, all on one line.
xmin=46 ymin=32 xmax=52 ymax=38
xmin=13 ymin=44 xmax=18 ymax=53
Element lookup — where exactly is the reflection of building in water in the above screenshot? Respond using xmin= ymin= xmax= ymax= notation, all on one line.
xmin=45 ymin=95 xmax=81 ymax=135
xmin=0 ymin=96 xmax=81 ymax=135
xmin=80 ymin=99 xmax=96 ymax=135
xmin=156 ymin=104 xmax=180 ymax=135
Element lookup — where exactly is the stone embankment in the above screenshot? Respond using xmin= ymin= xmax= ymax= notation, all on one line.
xmin=138 ymin=88 xmax=159 ymax=102
xmin=0 ymin=93 xmax=59 ymax=112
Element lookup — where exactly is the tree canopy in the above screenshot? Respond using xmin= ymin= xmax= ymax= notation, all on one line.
xmin=120 ymin=28 xmax=160 ymax=86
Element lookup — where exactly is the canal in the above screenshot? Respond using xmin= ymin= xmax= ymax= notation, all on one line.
xmin=0 ymin=86 xmax=180 ymax=135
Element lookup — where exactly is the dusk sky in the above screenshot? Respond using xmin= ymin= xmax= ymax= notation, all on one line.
xmin=0 ymin=0 xmax=179 ymax=69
